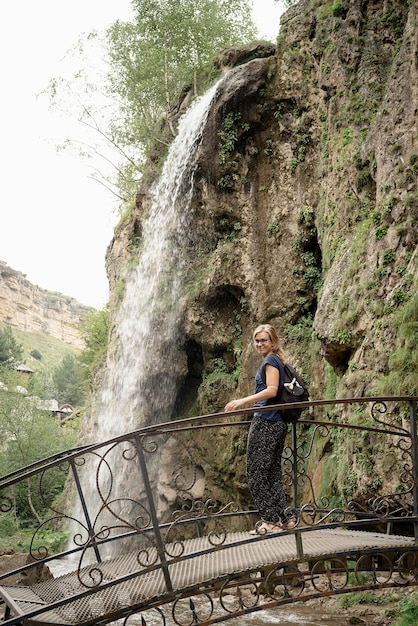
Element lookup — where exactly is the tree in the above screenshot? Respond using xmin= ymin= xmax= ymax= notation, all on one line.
xmin=46 ymin=0 xmax=257 ymax=207
xmin=106 ymin=0 xmax=257 ymax=158
xmin=78 ymin=306 xmax=110 ymax=385
xmin=0 ymin=379 xmax=78 ymax=528
xmin=0 ymin=324 xmax=23 ymax=368
xmin=51 ymin=353 xmax=86 ymax=407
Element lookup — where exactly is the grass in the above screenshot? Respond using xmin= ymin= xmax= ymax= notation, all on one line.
xmin=0 ymin=529 xmax=68 ymax=556
xmin=13 ymin=327 xmax=80 ymax=373
xmin=388 ymin=593 xmax=418 ymax=625
xmin=339 ymin=589 xmax=418 ymax=626
xmin=340 ymin=590 xmax=392 ymax=608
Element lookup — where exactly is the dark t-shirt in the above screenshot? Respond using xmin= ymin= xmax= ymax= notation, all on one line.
xmin=253 ymin=354 xmax=285 ymax=422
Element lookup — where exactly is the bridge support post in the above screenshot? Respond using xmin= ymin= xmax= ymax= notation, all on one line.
xmin=70 ymin=458 xmax=102 ymax=563
xmin=134 ymin=433 xmax=173 ymax=593
xmin=291 ymin=422 xmax=298 ymax=509
xmin=409 ymin=399 xmax=418 ymax=542
xmin=294 ymin=530 xmax=304 ymax=561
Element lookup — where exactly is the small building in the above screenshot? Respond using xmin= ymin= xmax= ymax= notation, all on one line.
xmin=16 ymin=364 xmax=34 ymax=383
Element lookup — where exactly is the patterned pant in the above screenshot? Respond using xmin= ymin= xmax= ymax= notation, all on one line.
xmin=246 ymin=415 xmax=288 ymax=524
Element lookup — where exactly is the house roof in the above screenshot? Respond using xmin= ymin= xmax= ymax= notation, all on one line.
xmin=16 ymin=364 xmax=34 ymax=373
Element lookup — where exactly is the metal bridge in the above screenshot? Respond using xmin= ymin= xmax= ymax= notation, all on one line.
xmin=1 ymin=396 xmax=417 ymax=625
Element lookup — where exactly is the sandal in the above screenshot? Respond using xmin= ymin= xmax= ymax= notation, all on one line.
xmin=249 ymin=521 xmax=284 ymax=535
xmin=282 ymin=517 xmax=297 ymax=530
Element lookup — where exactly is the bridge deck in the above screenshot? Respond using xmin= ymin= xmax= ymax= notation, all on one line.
xmin=0 ymin=528 xmax=416 ymax=625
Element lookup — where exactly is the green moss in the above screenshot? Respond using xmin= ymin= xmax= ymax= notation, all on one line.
xmin=324 ymin=364 xmax=337 ymax=399
xmin=341 ymin=590 xmax=393 ymax=608
xmin=373 ymin=291 xmax=418 ymax=395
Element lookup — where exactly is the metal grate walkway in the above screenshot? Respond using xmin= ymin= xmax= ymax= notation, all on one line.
xmin=0 ymin=528 xmax=416 ymax=625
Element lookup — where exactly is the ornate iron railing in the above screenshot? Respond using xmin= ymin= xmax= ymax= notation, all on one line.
xmin=0 ymin=396 xmax=417 ymax=625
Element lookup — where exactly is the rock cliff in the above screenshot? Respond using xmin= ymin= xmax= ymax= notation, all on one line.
xmin=109 ymin=0 xmax=416 ymax=397
xmin=100 ymin=0 xmax=416 ymax=509
xmin=0 ymin=261 xmax=90 ymax=350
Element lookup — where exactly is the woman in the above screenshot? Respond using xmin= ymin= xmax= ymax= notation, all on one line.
xmin=224 ymin=323 xmax=295 ymax=534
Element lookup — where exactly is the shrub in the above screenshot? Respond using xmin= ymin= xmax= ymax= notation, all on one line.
xmin=375 ymin=225 xmax=388 ymax=240
xmin=381 ymin=249 xmax=395 ymax=265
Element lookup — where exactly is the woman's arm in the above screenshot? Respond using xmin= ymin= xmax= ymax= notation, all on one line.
xmin=224 ymin=364 xmax=280 ymax=411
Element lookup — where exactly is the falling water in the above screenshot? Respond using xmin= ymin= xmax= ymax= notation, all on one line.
xmin=97 ymin=80 xmax=221 ymax=439
xmin=67 ymin=80 xmax=222 ymax=560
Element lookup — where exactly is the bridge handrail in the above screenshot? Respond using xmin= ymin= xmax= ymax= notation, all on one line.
xmin=0 ymin=396 xmax=416 ymax=579
xmin=0 ymin=396 xmax=417 ymax=626
xmin=0 ymin=396 xmax=415 ymax=491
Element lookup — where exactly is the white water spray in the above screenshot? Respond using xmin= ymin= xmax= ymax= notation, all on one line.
xmin=96 ymin=81 xmax=221 ymax=440
xmin=68 ymin=81 xmax=223 ymax=559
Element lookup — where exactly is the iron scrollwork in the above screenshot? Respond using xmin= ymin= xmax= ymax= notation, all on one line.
xmin=172 ymin=591 xmax=214 ymax=626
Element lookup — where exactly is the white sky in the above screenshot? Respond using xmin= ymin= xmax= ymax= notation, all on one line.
xmin=0 ymin=1 xmax=286 ymax=309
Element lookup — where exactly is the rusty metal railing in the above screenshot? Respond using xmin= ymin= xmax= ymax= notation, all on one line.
xmin=0 ymin=396 xmax=417 ymax=626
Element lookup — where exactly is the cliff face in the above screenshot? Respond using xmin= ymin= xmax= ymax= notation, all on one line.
xmin=0 ymin=261 xmax=90 ymax=350
xmin=102 ymin=0 xmax=417 ymax=509
xmin=109 ymin=0 xmax=416 ymax=396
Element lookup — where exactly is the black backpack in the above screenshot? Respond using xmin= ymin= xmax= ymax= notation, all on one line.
xmin=261 ymin=358 xmax=310 ymax=422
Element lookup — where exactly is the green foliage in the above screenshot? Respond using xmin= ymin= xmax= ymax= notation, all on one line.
xmin=375 ymin=224 xmax=388 ymax=240
xmin=263 ymin=138 xmax=273 ymax=155
xmin=267 ymin=220 xmax=282 ymax=240
xmin=392 ymin=289 xmax=407 ymax=306
xmin=381 ymin=249 xmax=395 ymax=265
xmin=301 ymin=251 xmax=322 ymax=291
xmin=78 ymin=306 xmax=110 ymax=383
xmin=297 ymin=205 xmax=314 ymax=225
xmin=217 ymin=215 xmax=242 ymax=242
xmin=106 ymin=0 xmax=256 ymax=164
xmin=12 ymin=327 xmax=79 ymax=375
xmin=0 ymin=525 xmax=69 ymax=555
xmin=374 ymin=291 xmax=418 ymax=395
xmin=209 ymin=357 xmax=229 ymax=375
xmin=289 ymin=133 xmax=311 ymax=171
xmin=51 ymin=353 xmax=86 ymax=407
xmin=199 ymin=370 xmax=238 ymax=413
xmin=371 ymin=210 xmax=381 ymax=225
xmin=0 ymin=324 xmax=23 ymax=368
xmin=391 ymin=593 xmax=418 ymax=625
xmin=324 ymin=364 xmax=337 ymax=399
xmin=47 ymin=0 xmax=257 ymax=211
xmin=340 ymin=590 xmax=390 ymax=608
xmin=218 ymin=111 xmax=248 ymax=164
xmin=409 ymin=153 xmax=418 ymax=170
xmin=0 ymin=382 xmax=78 ymax=527
xmin=284 ymin=314 xmax=314 ymax=343
xmin=330 ymin=329 xmax=352 ymax=344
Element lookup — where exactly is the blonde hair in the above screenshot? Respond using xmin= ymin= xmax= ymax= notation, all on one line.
xmin=253 ymin=323 xmax=287 ymax=364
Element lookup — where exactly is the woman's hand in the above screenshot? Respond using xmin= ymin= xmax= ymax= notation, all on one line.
xmin=224 ymin=381 xmax=278 ymax=412
xmin=224 ymin=399 xmax=244 ymax=412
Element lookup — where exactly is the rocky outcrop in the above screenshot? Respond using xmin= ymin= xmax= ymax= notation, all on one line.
xmin=102 ymin=0 xmax=417 ymax=509
xmin=0 ymin=261 xmax=90 ymax=349
xmin=0 ymin=552 xmax=52 ymax=585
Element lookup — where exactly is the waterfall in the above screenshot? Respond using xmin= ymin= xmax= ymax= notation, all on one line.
xmin=97 ymin=80 xmax=221 ymax=439
xmin=69 ymin=79 xmax=222 ymax=560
